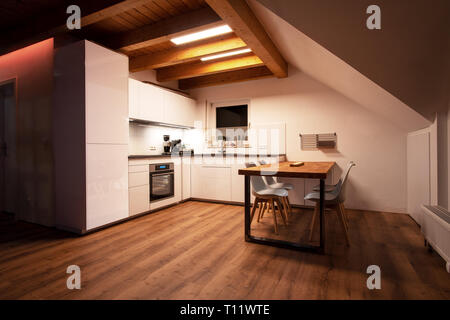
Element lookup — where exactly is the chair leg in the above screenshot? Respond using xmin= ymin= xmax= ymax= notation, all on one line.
xmin=275 ymin=198 xmax=287 ymax=226
xmin=257 ymin=201 xmax=266 ymax=222
xmin=281 ymin=197 xmax=289 ymax=222
xmin=335 ymin=204 xmax=350 ymax=246
xmin=340 ymin=203 xmax=349 ymax=229
xmin=250 ymin=198 xmax=259 ymax=223
xmin=309 ymin=202 xmax=319 ymax=241
xmin=262 ymin=200 xmax=272 ymax=220
xmin=270 ymin=199 xmax=278 ymax=234
xmin=286 ymin=196 xmax=292 ymax=214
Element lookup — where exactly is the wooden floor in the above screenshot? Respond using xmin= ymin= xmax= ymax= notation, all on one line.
xmin=0 ymin=201 xmax=449 ymax=299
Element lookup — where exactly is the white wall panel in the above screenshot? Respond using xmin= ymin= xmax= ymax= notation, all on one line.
xmin=407 ymin=131 xmax=430 ymax=224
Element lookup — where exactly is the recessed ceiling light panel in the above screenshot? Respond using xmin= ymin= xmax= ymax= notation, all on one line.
xmin=200 ymin=48 xmax=252 ymax=61
xmin=170 ymin=25 xmax=232 ymax=45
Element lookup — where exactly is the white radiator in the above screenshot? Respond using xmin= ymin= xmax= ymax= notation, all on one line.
xmin=421 ymin=205 xmax=450 ymax=273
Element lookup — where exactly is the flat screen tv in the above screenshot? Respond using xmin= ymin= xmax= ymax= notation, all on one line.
xmin=216 ymin=105 xmax=248 ymax=128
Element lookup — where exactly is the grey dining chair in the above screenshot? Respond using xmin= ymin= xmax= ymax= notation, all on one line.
xmin=258 ymin=159 xmax=293 ymax=215
xmin=246 ymin=162 xmax=289 ymax=234
xmin=312 ymin=161 xmax=355 ymax=193
xmin=304 ymin=161 xmax=355 ymax=246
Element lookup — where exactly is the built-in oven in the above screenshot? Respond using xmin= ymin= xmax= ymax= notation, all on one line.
xmin=149 ymin=163 xmax=174 ymax=202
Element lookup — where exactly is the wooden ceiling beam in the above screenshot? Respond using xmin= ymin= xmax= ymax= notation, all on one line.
xmin=157 ymin=54 xmax=264 ymax=82
xmin=205 ymin=0 xmax=287 ymax=78
xmin=129 ymin=34 xmax=247 ymax=71
xmin=179 ymin=66 xmax=274 ymax=89
xmin=103 ymin=7 xmax=223 ymax=52
xmin=78 ymin=0 xmax=160 ymax=28
xmin=0 ymin=0 xmax=153 ymax=55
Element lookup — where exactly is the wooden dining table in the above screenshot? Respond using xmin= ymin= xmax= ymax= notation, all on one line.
xmin=238 ymin=161 xmax=335 ymax=253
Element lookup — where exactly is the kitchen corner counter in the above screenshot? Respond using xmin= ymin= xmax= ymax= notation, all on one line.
xmin=128 ymin=154 xmax=179 ymax=159
xmin=128 ymin=154 xmax=286 ymax=160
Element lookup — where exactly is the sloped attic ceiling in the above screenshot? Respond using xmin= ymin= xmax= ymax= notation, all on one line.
xmin=246 ymin=0 xmax=434 ymax=131
xmin=252 ymin=0 xmax=450 ymax=123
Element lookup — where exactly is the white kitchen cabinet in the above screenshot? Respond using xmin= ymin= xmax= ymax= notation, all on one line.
xmin=128 ymin=164 xmax=150 ymax=216
xmin=163 ymin=90 xmax=196 ymax=127
xmin=86 ymin=144 xmax=129 ymax=230
xmin=85 ymin=41 xmax=128 ymax=145
xmin=54 ymin=40 xmax=129 ymax=234
xmin=129 ymin=185 xmax=150 ymax=216
xmin=231 ymin=162 xmax=246 ymax=202
xmin=191 ymin=164 xmax=202 ymax=198
xmin=128 ymin=79 xmax=196 ymax=127
xmin=191 ymin=164 xmax=232 ymax=201
xmin=128 ymin=80 xmax=164 ymax=122
xmin=128 ymin=78 xmax=140 ymax=119
xmin=129 ymin=171 xmax=149 ymax=188
xmin=139 ymin=81 xmax=164 ymax=122
xmin=182 ymin=156 xmax=191 ymax=200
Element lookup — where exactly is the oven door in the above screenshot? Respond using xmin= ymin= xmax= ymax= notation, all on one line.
xmin=150 ymin=171 xmax=174 ymax=201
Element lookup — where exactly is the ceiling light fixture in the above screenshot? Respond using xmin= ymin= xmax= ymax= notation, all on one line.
xmin=200 ymin=48 xmax=252 ymax=61
xmin=170 ymin=25 xmax=232 ymax=45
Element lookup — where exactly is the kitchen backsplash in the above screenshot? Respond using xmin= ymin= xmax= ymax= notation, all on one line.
xmin=129 ymin=123 xmax=186 ymax=155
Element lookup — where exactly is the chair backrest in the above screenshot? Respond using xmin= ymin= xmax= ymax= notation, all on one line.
xmin=245 ymin=162 xmax=268 ymax=193
xmin=258 ymin=159 xmax=277 ymax=186
xmin=337 ymin=161 xmax=356 ymax=202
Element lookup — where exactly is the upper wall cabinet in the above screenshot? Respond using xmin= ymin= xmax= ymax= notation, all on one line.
xmin=128 ymin=78 xmax=140 ymax=120
xmin=128 ymin=79 xmax=196 ymax=128
xmin=139 ymin=80 xmax=164 ymax=123
xmin=163 ymin=90 xmax=196 ymax=128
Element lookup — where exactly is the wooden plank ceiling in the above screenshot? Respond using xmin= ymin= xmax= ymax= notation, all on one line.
xmin=1 ymin=0 xmax=287 ymax=89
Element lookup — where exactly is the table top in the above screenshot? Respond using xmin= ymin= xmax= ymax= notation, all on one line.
xmin=238 ymin=161 xmax=335 ymax=179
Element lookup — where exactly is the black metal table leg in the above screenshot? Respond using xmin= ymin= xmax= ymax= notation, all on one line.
xmin=244 ymin=175 xmax=250 ymax=241
xmin=319 ymin=178 xmax=325 ymax=253
xmin=244 ymin=175 xmax=325 ymax=253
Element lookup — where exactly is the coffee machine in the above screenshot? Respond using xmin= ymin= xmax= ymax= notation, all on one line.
xmin=163 ymin=135 xmax=171 ymax=154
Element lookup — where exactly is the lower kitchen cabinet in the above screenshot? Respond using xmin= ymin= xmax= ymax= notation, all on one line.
xmin=191 ymin=164 xmax=232 ymax=201
xmin=190 ymin=157 xmax=333 ymax=206
xmin=182 ymin=156 xmax=191 ymax=200
xmin=128 ymin=164 xmax=150 ymax=216
xmin=231 ymin=162 xmax=246 ymax=202
xmin=129 ymin=184 xmax=149 ymax=216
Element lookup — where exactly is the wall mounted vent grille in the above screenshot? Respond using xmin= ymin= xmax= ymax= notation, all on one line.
xmin=300 ymin=133 xmax=337 ymax=150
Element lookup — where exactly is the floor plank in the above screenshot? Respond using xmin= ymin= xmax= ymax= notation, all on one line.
xmin=0 ymin=201 xmax=449 ymax=300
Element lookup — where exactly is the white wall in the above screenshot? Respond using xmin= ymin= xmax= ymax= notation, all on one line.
xmin=129 ymin=69 xmax=179 ymax=91
xmin=448 ymin=103 xmax=450 ymax=211
xmin=0 ymin=39 xmax=54 ymax=226
xmin=407 ymin=128 xmax=431 ymax=225
xmin=248 ymin=0 xmax=430 ymax=132
xmin=190 ymin=68 xmax=409 ymax=213
xmin=436 ymin=111 xmax=448 ymax=209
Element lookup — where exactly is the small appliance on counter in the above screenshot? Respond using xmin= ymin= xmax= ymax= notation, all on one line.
xmin=161 ymin=137 xmax=184 ymax=156
xmin=170 ymin=139 xmax=182 ymax=154
xmin=163 ymin=135 xmax=171 ymax=154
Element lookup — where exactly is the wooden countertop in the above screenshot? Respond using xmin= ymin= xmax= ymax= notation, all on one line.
xmin=238 ymin=161 xmax=335 ymax=179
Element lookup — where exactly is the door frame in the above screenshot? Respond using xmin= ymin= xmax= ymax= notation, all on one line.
xmin=0 ymin=77 xmax=18 ymax=216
